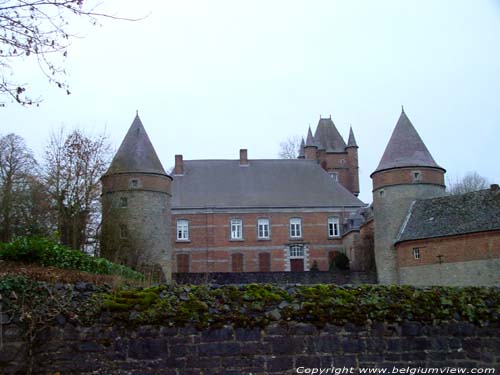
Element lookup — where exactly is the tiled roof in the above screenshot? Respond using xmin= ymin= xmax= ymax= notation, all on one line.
xmin=298 ymin=138 xmax=305 ymax=158
xmin=396 ymin=188 xmax=500 ymax=243
xmin=105 ymin=114 xmax=167 ymax=175
xmin=305 ymin=127 xmax=316 ymax=147
xmin=313 ymin=117 xmax=347 ymax=152
xmin=172 ymin=159 xmax=365 ymax=209
xmin=373 ymin=110 xmax=444 ymax=174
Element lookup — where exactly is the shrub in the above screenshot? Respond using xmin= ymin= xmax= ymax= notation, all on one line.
xmin=0 ymin=237 xmax=143 ymax=280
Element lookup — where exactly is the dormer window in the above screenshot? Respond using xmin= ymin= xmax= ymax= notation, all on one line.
xmin=329 ymin=172 xmax=338 ymax=181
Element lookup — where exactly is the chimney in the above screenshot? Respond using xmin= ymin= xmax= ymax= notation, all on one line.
xmin=491 ymin=184 xmax=499 ymax=192
xmin=174 ymin=154 xmax=183 ymax=175
xmin=239 ymin=149 xmax=249 ymax=166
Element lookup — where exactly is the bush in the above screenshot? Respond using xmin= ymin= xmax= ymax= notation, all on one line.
xmin=0 ymin=237 xmax=143 ymax=280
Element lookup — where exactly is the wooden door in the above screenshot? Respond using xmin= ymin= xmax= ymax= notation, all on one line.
xmin=232 ymin=253 xmax=244 ymax=272
xmin=290 ymin=258 xmax=304 ymax=272
xmin=177 ymin=254 xmax=189 ymax=273
xmin=259 ymin=253 xmax=271 ymax=272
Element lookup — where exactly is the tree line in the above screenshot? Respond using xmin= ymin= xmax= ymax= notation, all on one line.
xmin=0 ymin=130 xmax=111 ymax=254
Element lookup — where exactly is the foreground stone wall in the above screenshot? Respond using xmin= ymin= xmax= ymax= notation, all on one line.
xmin=2 ymin=320 xmax=499 ymax=374
xmin=173 ymin=270 xmax=377 ymax=285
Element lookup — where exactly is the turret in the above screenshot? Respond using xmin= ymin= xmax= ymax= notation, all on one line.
xmin=304 ymin=126 xmax=318 ymax=160
xmin=345 ymin=126 xmax=360 ymax=196
xmin=100 ymin=113 xmax=173 ymax=282
xmin=371 ymin=109 xmax=445 ymax=284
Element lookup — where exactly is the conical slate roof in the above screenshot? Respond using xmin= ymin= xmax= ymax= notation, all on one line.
xmin=346 ymin=126 xmax=358 ymax=148
xmin=373 ymin=110 xmax=444 ymax=174
xmin=305 ymin=127 xmax=316 ymax=147
xmin=313 ymin=117 xmax=346 ymax=152
xmin=105 ymin=114 xmax=167 ymax=175
xmin=298 ymin=138 xmax=305 ymax=158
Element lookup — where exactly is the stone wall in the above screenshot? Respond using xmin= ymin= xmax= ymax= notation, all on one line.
xmin=173 ymin=270 xmax=377 ymax=285
xmin=2 ymin=320 xmax=499 ymax=374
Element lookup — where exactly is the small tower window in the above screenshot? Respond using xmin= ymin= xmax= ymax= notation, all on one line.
xmin=340 ymin=159 xmax=346 ymax=165
xmin=120 ymin=197 xmax=128 ymax=208
xmin=119 ymin=224 xmax=128 ymax=239
xmin=412 ymin=247 xmax=420 ymax=260
xmin=379 ymin=189 xmax=385 ymax=197
xmin=412 ymin=171 xmax=421 ymax=182
xmin=130 ymin=179 xmax=139 ymax=188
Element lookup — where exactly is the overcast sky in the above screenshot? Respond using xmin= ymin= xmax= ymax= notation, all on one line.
xmin=2 ymin=0 xmax=499 ymax=203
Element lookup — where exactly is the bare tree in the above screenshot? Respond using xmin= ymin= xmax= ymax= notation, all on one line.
xmin=278 ymin=135 xmax=302 ymax=159
xmin=447 ymin=172 xmax=490 ymax=195
xmin=44 ymin=128 xmax=111 ymax=252
xmin=0 ymin=1 xmax=136 ymax=106
xmin=0 ymin=133 xmax=47 ymax=241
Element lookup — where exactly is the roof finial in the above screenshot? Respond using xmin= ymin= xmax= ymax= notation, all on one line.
xmin=329 ymin=114 xmax=331 ymax=119
xmin=401 ymin=105 xmax=405 ymax=113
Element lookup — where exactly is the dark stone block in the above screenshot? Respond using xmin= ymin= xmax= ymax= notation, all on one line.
xmin=269 ymin=337 xmax=304 ymax=355
xmin=333 ymin=355 xmax=356 ymax=368
xmin=384 ymin=353 xmax=400 ymax=362
xmin=198 ymin=342 xmax=241 ymax=357
xmin=295 ymin=355 xmax=323 ymax=368
xmin=221 ymin=356 xmax=258 ymax=368
xmin=188 ymin=356 xmax=221 ymax=368
xmin=290 ymin=323 xmax=317 ymax=335
xmin=358 ymin=354 xmax=384 ymax=364
xmin=462 ymin=338 xmax=481 ymax=351
xmin=316 ymin=335 xmax=341 ymax=353
xmin=266 ymin=322 xmax=288 ymax=335
xmin=78 ymin=341 xmax=103 ymax=352
xmin=448 ymin=338 xmax=462 ymax=350
xmin=401 ymin=351 xmax=427 ymax=361
xmin=372 ymin=321 xmax=386 ymax=336
xmin=366 ymin=338 xmax=386 ymax=353
xmin=342 ymin=338 xmax=366 ymax=353
xmin=480 ymin=351 xmax=494 ymax=363
xmin=456 ymin=322 xmax=476 ymax=336
xmin=160 ymin=326 xmax=178 ymax=337
xmin=201 ymin=327 xmax=234 ymax=342
xmin=267 ymin=356 xmax=294 ymax=372
xmin=387 ymin=338 xmax=401 ymax=352
xmin=170 ymin=344 xmax=196 ymax=357
xmin=433 ymin=336 xmax=448 ymax=351
xmin=128 ymin=338 xmax=167 ymax=360
xmin=402 ymin=321 xmax=422 ymax=336
xmin=235 ymin=327 xmax=261 ymax=341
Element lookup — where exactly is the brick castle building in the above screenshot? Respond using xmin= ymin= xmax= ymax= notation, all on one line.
xmin=101 ymin=110 xmax=500 ymax=286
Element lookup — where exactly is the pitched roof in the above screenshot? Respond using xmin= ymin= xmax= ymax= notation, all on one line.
xmin=313 ymin=117 xmax=347 ymax=152
xmin=396 ymin=188 xmax=500 ymax=243
xmin=172 ymin=159 xmax=365 ymax=209
xmin=373 ymin=110 xmax=444 ymax=174
xmin=105 ymin=114 xmax=167 ymax=176
xmin=347 ymin=126 xmax=358 ymax=148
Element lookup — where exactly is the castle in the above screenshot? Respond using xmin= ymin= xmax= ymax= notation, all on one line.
xmin=100 ymin=110 xmax=500 ymax=286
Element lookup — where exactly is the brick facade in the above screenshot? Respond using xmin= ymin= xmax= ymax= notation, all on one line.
xmin=172 ymin=210 xmax=352 ymax=273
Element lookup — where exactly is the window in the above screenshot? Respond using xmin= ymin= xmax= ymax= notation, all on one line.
xmin=258 ymin=253 xmax=271 ymax=272
xmin=412 ymin=171 xmax=421 ymax=182
xmin=232 ymin=253 xmax=244 ymax=272
xmin=328 ymin=217 xmax=340 ymax=237
xmin=119 ymin=224 xmax=128 ymax=239
xmin=230 ymin=219 xmax=243 ymax=240
xmin=120 ymin=197 xmax=128 ymax=208
xmin=177 ymin=254 xmax=189 ymax=273
xmin=289 ymin=245 xmax=304 ymax=257
xmin=329 ymin=172 xmax=338 ymax=181
xmin=257 ymin=218 xmax=270 ymax=239
xmin=289 ymin=218 xmax=302 ymax=238
xmin=379 ymin=189 xmax=385 ymax=197
xmin=176 ymin=219 xmax=189 ymax=241
xmin=412 ymin=248 xmax=420 ymax=260
xmin=130 ymin=179 xmax=139 ymax=188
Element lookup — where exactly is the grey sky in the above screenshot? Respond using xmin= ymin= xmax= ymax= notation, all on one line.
xmin=2 ymin=0 xmax=499 ymax=203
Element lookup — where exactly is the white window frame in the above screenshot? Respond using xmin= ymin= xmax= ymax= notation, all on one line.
xmin=328 ymin=217 xmax=340 ymax=238
xmin=176 ymin=219 xmax=189 ymax=241
xmin=329 ymin=172 xmax=339 ymax=181
xmin=412 ymin=247 xmax=420 ymax=260
xmin=289 ymin=218 xmax=302 ymax=238
xmin=289 ymin=244 xmax=304 ymax=258
xmin=257 ymin=218 xmax=270 ymax=239
xmin=230 ymin=219 xmax=243 ymax=240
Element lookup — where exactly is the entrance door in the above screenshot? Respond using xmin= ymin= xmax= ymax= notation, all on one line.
xmin=290 ymin=258 xmax=304 ymax=272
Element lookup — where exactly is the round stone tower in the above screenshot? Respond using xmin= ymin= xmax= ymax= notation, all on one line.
xmin=371 ymin=109 xmax=446 ymax=284
xmin=101 ymin=113 xmax=172 ymax=282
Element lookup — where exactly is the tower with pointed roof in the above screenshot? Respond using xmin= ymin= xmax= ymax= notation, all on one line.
xmin=302 ymin=116 xmax=360 ymax=196
xmin=101 ymin=113 xmax=173 ymax=281
xmin=371 ymin=109 xmax=446 ymax=284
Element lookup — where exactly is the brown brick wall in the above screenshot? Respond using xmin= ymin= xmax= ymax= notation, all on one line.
xmin=396 ymin=230 xmax=500 ymax=268
xmin=372 ymin=167 xmax=445 ymax=191
xmin=102 ymin=173 xmax=172 ymax=194
xmin=172 ymin=211 xmax=348 ymax=273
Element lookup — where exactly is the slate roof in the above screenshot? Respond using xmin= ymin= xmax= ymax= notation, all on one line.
xmin=396 ymin=188 xmax=500 ymax=243
xmin=347 ymin=127 xmax=358 ymax=148
xmin=373 ymin=110 xmax=444 ymax=174
xmin=313 ymin=117 xmax=347 ymax=152
xmin=172 ymin=159 xmax=365 ymax=209
xmin=105 ymin=114 xmax=167 ymax=176
xmin=305 ymin=127 xmax=316 ymax=147
xmin=298 ymin=138 xmax=305 ymax=158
